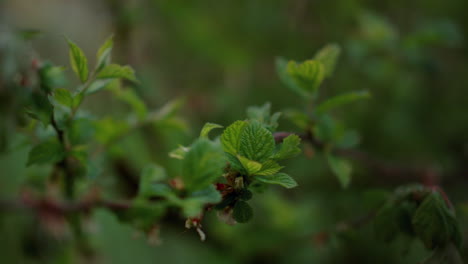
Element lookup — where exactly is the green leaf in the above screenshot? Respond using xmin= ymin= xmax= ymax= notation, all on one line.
xmin=273 ymin=134 xmax=301 ymax=160
xmin=233 ymin=201 xmax=253 ymax=223
xmin=374 ymin=202 xmax=401 ymax=242
xmin=67 ymin=39 xmax=88 ymax=83
xmin=86 ymin=79 xmax=115 ymax=95
xmin=169 ymin=145 xmax=190 ymax=160
xmin=284 ymin=109 xmax=310 ymax=130
xmin=225 ymin=153 xmax=246 ymax=174
xmin=256 ymin=160 xmax=283 ymax=176
xmin=421 ymin=243 xmax=464 ymax=264
xmin=285 ymin=59 xmax=325 ymax=98
xmin=326 ymin=154 xmax=352 ymax=188
xmin=96 ymin=35 xmax=113 ymax=71
xmin=255 ymin=173 xmax=298 ymax=189
xmin=200 ymin=122 xmax=223 ymax=138
xmin=52 ymin=88 xmax=73 ymax=108
xmin=237 ymin=155 xmax=262 ymax=175
xmin=315 ymin=90 xmax=370 ymax=114
xmin=182 ymin=185 xmax=222 ymax=217
xmin=97 ymin=64 xmax=138 ymax=83
xmin=412 ymin=192 xmax=462 ymax=250
xmin=38 ymin=63 xmax=67 ymax=93
xmin=276 ymin=58 xmax=302 ymax=97
xmin=313 ymin=43 xmax=341 ymax=77
xmin=182 ymin=138 xmax=226 ymax=191
xmin=124 ymin=199 xmax=167 ymax=231
xmin=221 ymin=120 xmax=248 ymax=156
xmin=239 ymin=121 xmax=275 ymax=162
xmin=246 ymin=103 xmax=281 ymax=131
xmin=238 ymin=189 xmax=253 ymax=201
xmin=27 ymin=138 xmax=65 ymax=166
xmin=114 ymin=89 xmax=147 ymax=120
xmin=138 ymin=164 xmax=168 ymax=197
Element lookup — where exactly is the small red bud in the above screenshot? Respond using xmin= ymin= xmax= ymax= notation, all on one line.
xmin=215 ymin=183 xmax=226 ymax=191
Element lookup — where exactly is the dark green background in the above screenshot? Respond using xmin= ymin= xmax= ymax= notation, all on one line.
xmin=1 ymin=0 xmax=467 ymax=263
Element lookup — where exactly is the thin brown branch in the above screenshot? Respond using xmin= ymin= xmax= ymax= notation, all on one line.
xmin=274 ymin=131 xmax=440 ymax=185
xmin=0 ymin=193 xmax=131 ymax=215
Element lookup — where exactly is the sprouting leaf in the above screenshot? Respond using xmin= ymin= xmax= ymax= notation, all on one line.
xmin=256 ymin=160 xmax=283 ymax=176
xmin=97 ymin=64 xmax=138 ymax=83
xmin=255 ymin=173 xmax=298 ymax=189
xmin=182 ymin=138 xmax=226 ymax=191
xmin=285 ymin=59 xmax=325 ymax=98
xmin=315 ymin=90 xmax=370 ymax=114
xmin=412 ymin=192 xmax=462 ymax=250
xmin=273 ymin=134 xmax=301 ymax=160
xmin=326 ymin=154 xmax=352 ymax=188
xmin=237 ymin=155 xmax=262 ymax=175
xmin=27 ymin=138 xmax=65 ymax=166
xmin=169 ymin=145 xmax=190 ymax=160
xmin=313 ymin=43 xmax=341 ymax=77
xmin=233 ymin=201 xmax=253 ymax=223
xmin=67 ymin=39 xmax=89 ymax=83
xmin=246 ymin=103 xmax=281 ymax=131
xmin=52 ymin=88 xmax=73 ymax=108
xmin=239 ymin=121 xmax=275 ymax=162
xmin=96 ymin=35 xmax=113 ymax=71
xmin=221 ymin=120 xmax=248 ymax=156
xmin=200 ymin=122 xmax=223 ymax=138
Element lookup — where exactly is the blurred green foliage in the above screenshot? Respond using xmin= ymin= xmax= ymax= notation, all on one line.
xmin=1 ymin=0 xmax=468 ymax=263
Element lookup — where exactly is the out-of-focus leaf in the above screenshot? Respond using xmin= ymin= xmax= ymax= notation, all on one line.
xmin=67 ymin=39 xmax=89 ymax=83
xmin=272 ymin=134 xmax=301 ymax=160
xmin=182 ymin=138 xmax=225 ymax=191
xmin=169 ymin=145 xmax=190 ymax=160
xmin=314 ymin=43 xmax=341 ymax=77
xmin=286 ymin=60 xmax=325 ymax=98
xmin=138 ymin=164 xmax=168 ymax=198
xmin=200 ymin=122 xmax=223 ymax=138
xmin=246 ymin=103 xmax=281 ymax=131
xmin=315 ymin=90 xmax=370 ymax=114
xmin=182 ymin=185 xmax=221 ymax=217
xmin=284 ymin=109 xmax=310 ymax=130
xmin=114 ymin=89 xmax=148 ymax=120
xmin=412 ymin=192 xmax=462 ymax=249
xmin=255 ymin=173 xmax=298 ymax=189
xmin=27 ymin=138 xmax=64 ymax=166
xmin=52 ymin=88 xmax=73 ymax=108
xmin=96 ymin=35 xmax=113 ymax=71
xmin=97 ymin=64 xmax=138 ymax=83
xmin=233 ymin=201 xmax=253 ymax=223
xmin=326 ymin=154 xmax=352 ymax=188
xmin=38 ymin=63 xmax=67 ymax=93
xmin=421 ymin=243 xmax=463 ymax=264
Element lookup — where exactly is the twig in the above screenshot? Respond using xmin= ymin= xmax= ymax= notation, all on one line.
xmin=274 ymin=131 xmax=440 ymax=185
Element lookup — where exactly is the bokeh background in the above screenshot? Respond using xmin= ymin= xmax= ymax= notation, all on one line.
xmin=1 ymin=0 xmax=468 ymax=263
